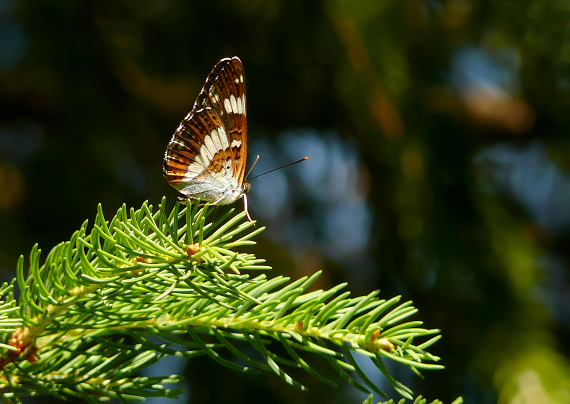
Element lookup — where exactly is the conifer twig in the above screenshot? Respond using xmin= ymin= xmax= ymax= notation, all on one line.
xmin=0 ymin=198 xmax=443 ymax=402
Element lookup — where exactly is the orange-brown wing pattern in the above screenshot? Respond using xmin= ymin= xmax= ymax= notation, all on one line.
xmin=193 ymin=57 xmax=248 ymax=184
xmin=163 ymin=108 xmax=231 ymax=186
xmin=163 ymin=57 xmax=249 ymax=205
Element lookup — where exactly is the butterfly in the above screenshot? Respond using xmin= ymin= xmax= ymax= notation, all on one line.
xmin=163 ymin=57 xmax=253 ymax=219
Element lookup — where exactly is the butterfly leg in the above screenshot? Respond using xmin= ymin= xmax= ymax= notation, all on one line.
xmin=243 ymin=194 xmax=253 ymax=222
xmin=210 ymin=195 xmax=227 ymax=206
xmin=177 ymin=195 xmax=189 ymax=203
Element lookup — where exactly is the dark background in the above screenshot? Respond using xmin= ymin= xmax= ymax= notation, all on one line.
xmin=1 ymin=1 xmax=569 ymax=403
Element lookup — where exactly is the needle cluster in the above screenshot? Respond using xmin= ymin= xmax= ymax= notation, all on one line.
xmin=0 ymin=198 xmax=442 ymax=402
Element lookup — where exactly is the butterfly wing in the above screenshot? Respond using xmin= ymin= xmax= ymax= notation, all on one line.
xmin=163 ymin=107 xmax=238 ymax=201
xmin=194 ymin=57 xmax=248 ymax=185
xmin=163 ymin=57 xmax=249 ymax=205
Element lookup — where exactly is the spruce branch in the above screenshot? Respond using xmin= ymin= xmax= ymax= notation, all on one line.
xmin=1 ymin=198 xmax=443 ymax=402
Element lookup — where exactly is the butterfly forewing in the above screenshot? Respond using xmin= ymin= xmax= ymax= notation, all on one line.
xmin=163 ymin=57 xmax=249 ymax=206
xmin=194 ymin=57 xmax=248 ymax=184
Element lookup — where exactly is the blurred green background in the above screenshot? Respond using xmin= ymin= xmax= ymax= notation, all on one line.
xmin=1 ymin=1 xmax=569 ymax=403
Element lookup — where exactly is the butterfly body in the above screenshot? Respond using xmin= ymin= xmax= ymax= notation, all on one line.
xmin=163 ymin=57 xmax=250 ymax=208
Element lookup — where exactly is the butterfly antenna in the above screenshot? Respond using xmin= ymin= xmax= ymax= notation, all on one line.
xmin=245 ymin=155 xmax=260 ymax=180
xmin=249 ymin=157 xmax=308 ymax=181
